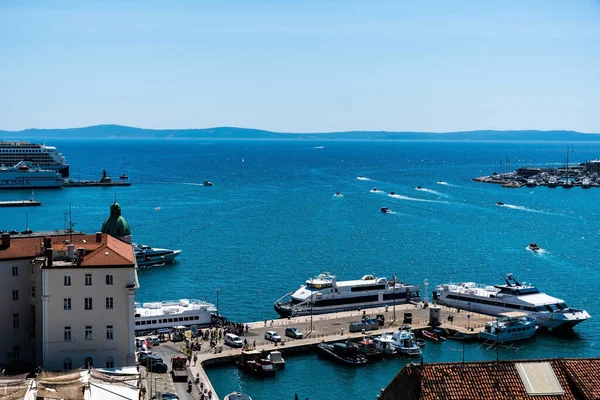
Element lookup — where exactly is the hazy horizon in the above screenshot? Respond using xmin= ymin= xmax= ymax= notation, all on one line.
xmin=1 ymin=1 xmax=599 ymax=132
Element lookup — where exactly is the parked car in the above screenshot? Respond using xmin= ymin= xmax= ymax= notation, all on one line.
xmin=147 ymin=361 xmax=168 ymax=373
xmin=147 ymin=336 xmax=160 ymax=346
xmin=285 ymin=327 xmax=304 ymax=339
xmin=138 ymin=351 xmax=162 ymax=365
xmin=264 ymin=331 xmax=282 ymax=342
xmin=224 ymin=333 xmax=244 ymax=348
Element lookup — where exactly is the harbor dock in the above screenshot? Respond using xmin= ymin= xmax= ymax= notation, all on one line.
xmin=62 ymin=181 xmax=131 ymax=187
xmin=142 ymin=303 xmax=493 ymax=400
xmin=0 ymin=199 xmax=41 ymax=207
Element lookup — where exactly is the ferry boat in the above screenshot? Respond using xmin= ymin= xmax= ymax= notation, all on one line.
xmin=133 ymin=244 xmax=181 ymax=267
xmin=0 ymin=141 xmax=70 ymax=177
xmin=0 ymin=161 xmax=63 ymax=189
xmin=479 ymin=312 xmax=537 ymax=342
xmin=274 ymin=273 xmax=420 ymax=317
xmin=134 ymin=299 xmax=216 ymax=334
xmin=434 ymin=274 xmax=590 ymax=330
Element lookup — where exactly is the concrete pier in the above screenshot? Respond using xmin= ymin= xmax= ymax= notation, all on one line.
xmin=171 ymin=303 xmax=494 ymax=400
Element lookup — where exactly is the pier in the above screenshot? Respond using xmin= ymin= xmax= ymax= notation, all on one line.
xmin=62 ymin=181 xmax=131 ymax=187
xmin=0 ymin=199 xmax=41 ymax=207
xmin=140 ymin=304 xmax=493 ymax=399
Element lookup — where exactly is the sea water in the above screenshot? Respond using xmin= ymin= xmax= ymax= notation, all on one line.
xmin=1 ymin=139 xmax=599 ymax=399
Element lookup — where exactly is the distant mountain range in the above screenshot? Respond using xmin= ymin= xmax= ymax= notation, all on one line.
xmin=1 ymin=125 xmax=598 ymax=141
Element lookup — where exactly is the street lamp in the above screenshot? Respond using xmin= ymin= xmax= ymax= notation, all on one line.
xmin=423 ymin=279 xmax=429 ymax=306
xmin=310 ymin=292 xmax=314 ymax=334
xmin=216 ymin=288 xmax=220 ymax=326
xmin=392 ymin=275 xmax=397 ymax=325
xmin=467 ymin=314 xmax=471 ymax=330
xmin=154 ymin=377 xmax=163 ymax=399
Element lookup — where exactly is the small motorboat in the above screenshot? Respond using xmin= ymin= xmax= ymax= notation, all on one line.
xmin=437 ymin=180 xmax=446 ymax=184
xmin=389 ymin=192 xmax=395 ymax=195
xmin=496 ymin=201 xmax=504 ymax=206
xmin=203 ymin=181 xmax=214 ymax=186
xmin=317 ymin=342 xmax=367 ymax=365
xmin=371 ymin=187 xmax=379 ymax=192
xmin=380 ymin=207 xmax=391 ymax=213
xmin=334 ymin=191 xmax=343 ymax=197
xmin=236 ymin=350 xmax=277 ymax=375
xmin=416 ymin=186 xmax=422 ymax=190
xmin=422 ymin=329 xmax=446 ymax=343
xmin=225 ymin=393 xmax=252 ymax=400
xmin=528 ymin=243 xmax=540 ymax=252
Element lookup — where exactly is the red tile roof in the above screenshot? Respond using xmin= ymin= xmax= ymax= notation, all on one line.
xmin=383 ymin=358 xmax=600 ymax=400
xmin=0 ymin=233 xmax=134 ymax=267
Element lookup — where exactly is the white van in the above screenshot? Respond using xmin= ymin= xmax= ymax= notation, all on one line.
xmin=224 ymin=333 xmax=244 ymax=348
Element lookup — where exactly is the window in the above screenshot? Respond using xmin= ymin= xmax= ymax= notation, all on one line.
xmin=64 ymin=298 xmax=72 ymax=310
xmin=85 ymin=274 xmax=92 ymax=286
xmin=31 ymin=286 xmax=35 ymax=299
xmin=64 ymin=326 xmax=72 ymax=341
xmin=12 ymin=290 xmax=18 ymax=300
xmin=12 ymin=266 xmax=18 ymax=276
xmin=63 ymin=358 xmax=72 ymax=370
xmin=12 ymin=345 xmax=19 ymax=359
xmin=106 ymin=274 xmax=113 ymax=285
xmin=106 ymin=297 xmax=114 ymax=309
xmin=106 ymin=325 xmax=114 ymax=340
xmin=64 ymin=275 xmax=71 ymax=286
xmin=13 ymin=313 xmax=19 ymax=328
xmin=84 ymin=297 xmax=92 ymax=310
xmin=105 ymin=357 xmax=114 ymax=368
xmin=85 ymin=326 xmax=92 ymax=340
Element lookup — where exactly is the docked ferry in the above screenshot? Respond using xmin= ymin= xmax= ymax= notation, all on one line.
xmin=434 ymin=274 xmax=590 ymax=330
xmin=0 ymin=141 xmax=70 ymax=177
xmin=0 ymin=161 xmax=63 ymax=189
xmin=274 ymin=273 xmax=420 ymax=317
xmin=134 ymin=299 xmax=216 ymax=334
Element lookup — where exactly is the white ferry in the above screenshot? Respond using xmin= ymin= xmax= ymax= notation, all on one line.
xmin=434 ymin=274 xmax=590 ymax=330
xmin=479 ymin=312 xmax=537 ymax=342
xmin=0 ymin=141 xmax=70 ymax=177
xmin=134 ymin=299 xmax=216 ymax=334
xmin=0 ymin=161 xmax=63 ymax=189
xmin=274 ymin=273 xmax=420 ymax=317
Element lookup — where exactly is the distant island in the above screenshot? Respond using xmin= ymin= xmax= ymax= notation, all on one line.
xmin=1 ymin=124 xmax=599 ymax=141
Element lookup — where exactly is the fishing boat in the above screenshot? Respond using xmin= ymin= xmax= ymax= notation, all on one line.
xmin=434 ymin=273 xmax=590 ymax=330
xmin=274 ymin=273 xmax=420 ymax=317
xmin=355 ymin=338 xmax=383 ymax=359
xmin=422 ymin=329 xmax=446 ymax=343
xmin=391 ymin=326 xmax=422 ymax=356
xmin=317 ymin=342 xmax=367 ymax=365
xmin=266 ymin=350 xmax=286 ymax=369
xmin=479 ymin=312 xmax=538 ymax=342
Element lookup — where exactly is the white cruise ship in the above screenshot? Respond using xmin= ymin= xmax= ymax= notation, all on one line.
xmin=0 ymin=161 xmax=63 ymax=189
xmin=134 ymin=299 xmax=216 ymax=334
xmin=274 ymin=273 xmax=420 ymax=317
xmin=0 ymin=141 xmax=70 ymax=177
xmin=434 ymin=274 xmax=590 ymax=330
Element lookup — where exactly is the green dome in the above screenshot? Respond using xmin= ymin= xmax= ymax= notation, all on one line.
xmin=101 ymin=201 xmax=131 ymax=238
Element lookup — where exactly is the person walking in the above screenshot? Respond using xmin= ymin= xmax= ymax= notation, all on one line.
xmin=193 ymin=354 xmax=198 ymax=366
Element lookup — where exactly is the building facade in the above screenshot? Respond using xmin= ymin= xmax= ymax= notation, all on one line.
xmin=0 ymin=232 xmax=138 ymax=372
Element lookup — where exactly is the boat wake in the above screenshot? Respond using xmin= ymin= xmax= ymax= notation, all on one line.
xmin=313 ymin=146 xmax=325 ymax=149
xmin=501 ymin=204 xmax=546 ymax=214
xmin=180 ymin=182 xmax=206 ymax=187
xmin=357 ymin=176 xmax=371 ymax=181
xmin=388 ymin=193 xmax=448 ymax=204
xmin=370 ymin=188 xmax=385 ymax=194
xmin=437 ymin=181 xmax=459 ymax=187
xmin=416 ymin=188 xmax=448 ymax=197
xmin=526 ymin=246 xmax=547 ymax=254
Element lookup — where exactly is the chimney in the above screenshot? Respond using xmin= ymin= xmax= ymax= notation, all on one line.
xmin=1 ymin=233 xmax=9 ymax=249
xmin=96 ymin=232 xmax=102 ymax=243
xmin=67 ymin=244 xmax=75 ymax=259
xmin=77 ymin=248 xmax=85 ymax=266
xmin=43 ymin=237 xmax=52 ymax=250
xmin=45 ymin=248 xmax=53 ymax=268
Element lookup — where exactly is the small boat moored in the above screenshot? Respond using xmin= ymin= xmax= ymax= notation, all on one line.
xmin=236 ymin=350 xmax=277 ymax=375
xmin=266 ymin=350 xmax=286 ymax=369
xmin=422 ymin=329 xmax=446 ymax=343
xmin=317 ymin=342 xmax=367 ymax=365
xmin=479 ymin=312 xmax=537 ymax=342
xmin=225 ymin=393 xmax=252 ymax=400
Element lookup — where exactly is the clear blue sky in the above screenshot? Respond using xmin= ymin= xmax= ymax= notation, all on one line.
xmin=1 ymin=0 xmax=599 ymax=132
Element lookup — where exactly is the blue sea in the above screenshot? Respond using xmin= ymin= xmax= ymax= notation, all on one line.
xmin=1 ymin=139 xmax=599 ymax=399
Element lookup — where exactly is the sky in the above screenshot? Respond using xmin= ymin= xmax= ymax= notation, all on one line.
xmin=1 ymin=0 xmax=599 ymax=133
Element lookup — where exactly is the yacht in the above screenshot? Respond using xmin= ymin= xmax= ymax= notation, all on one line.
xmin=134 ymin=299 xmax=216 ymax=334
xmin=479 ymin=312 xmax=537 ymax=342
xmin=391 ymin=327 xmax=422 ymax=356
xmin=274 ymin=273 xmax=420 ymax=317
xmin=434 ymin=274 xmax=590 ymax=330
xmin=0 ymin=161 xmax=63 ymax=189
xmin=0 ymin=141 xmax=70 ymax=177
xmin=134 ymin=244 xmax=181 ymax=267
